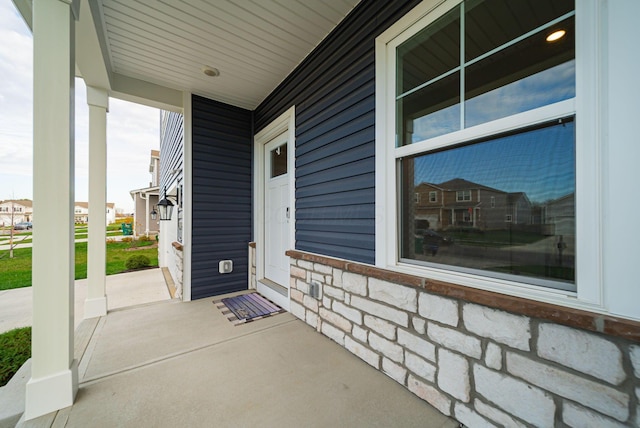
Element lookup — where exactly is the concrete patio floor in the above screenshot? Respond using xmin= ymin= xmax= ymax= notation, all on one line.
xmin=16 ymin=293 xmax=458 ymax=428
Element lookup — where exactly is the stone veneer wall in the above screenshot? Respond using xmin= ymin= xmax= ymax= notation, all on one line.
xmin=171 ymin=242 xmax=184 ymax=299
xmin=287 ymin=250 xmax=640 ymax=428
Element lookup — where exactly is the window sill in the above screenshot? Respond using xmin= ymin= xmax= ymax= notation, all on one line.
xmin=286 ymin=249 xmax=640 ymax=343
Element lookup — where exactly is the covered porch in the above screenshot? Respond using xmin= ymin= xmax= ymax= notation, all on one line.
xmin=14 ymin=0 xmax=365 ymax=419
xmin=17 ymin=295 xmax=455 ymax=427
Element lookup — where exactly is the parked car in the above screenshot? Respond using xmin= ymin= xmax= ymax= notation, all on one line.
xmin=416 ymin=229 xmax=453 ymax=245
xmin=14 ymin=222 xmax=32 ymax=230
xmin=417 ymin=229 xmax=454 ymax=257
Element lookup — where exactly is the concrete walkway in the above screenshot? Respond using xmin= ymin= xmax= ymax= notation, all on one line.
xmin=9 ymin=293 xmax=457 ymax=428
xmin=0 ymin=268 xmax=171 ymax=334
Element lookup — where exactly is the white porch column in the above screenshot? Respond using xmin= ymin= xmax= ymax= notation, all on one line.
xmin=85 ymin=86 xmax=109 ymax=319
xmin=26 ymin=0 xmax=79 ymax=420
xmin=145 ymin=195 xmax=150 ymax=235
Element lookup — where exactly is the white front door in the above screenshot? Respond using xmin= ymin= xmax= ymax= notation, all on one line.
xmin=263 ymin=131 xmax=290 ymax=290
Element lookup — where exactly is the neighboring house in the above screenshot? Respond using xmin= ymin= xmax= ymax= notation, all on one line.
xmin=129 ymin=149 xmax=161 ymax=237
xmin=20 ymin=0 xmax=640 ymax=426
xmin=106 ymin=203 xmax=116 ymax=225
xmin=74 ymin=202 xmax=117 ymax=225
xmin=0 ymin=199 xmax=32 ymax=226
xmin=414 ymin=179 xmax=533 ymax=231
xmin=73 ymin=202 xmax=89 ymax=223
xmin=543 ymin=192 xmax=576 ymax=237
xmin=158 ymin=111 xmax=184 ymax=295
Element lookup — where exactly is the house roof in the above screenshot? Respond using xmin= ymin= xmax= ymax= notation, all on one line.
xmin=129 ymin=186 xmax=160 ymax=198
xmin=0 ymin=199 xmax=33 ymax=208
xmin=13 ymin=0 xmax=360 ymax=111
xmin=437 ymin=178 xmax=504 ymax=193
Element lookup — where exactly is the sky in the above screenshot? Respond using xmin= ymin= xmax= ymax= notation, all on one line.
xmin=0 ymin=2 xmax=160 ymax=213
xmin=412 ymin=120 xmax=575 ymax=204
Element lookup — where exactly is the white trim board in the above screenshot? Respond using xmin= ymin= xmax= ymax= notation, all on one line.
xmin=253 ymin=106 xmax=296 ymax=312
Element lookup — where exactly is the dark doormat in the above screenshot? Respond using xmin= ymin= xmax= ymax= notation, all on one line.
xmin=214 ymin=292 xmax=285 ymax=325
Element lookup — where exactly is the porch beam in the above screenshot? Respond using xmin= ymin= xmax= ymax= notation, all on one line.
xmin=84 ymin=86 xmax=109 ymax=319
xmin=25 ymin=0 xmax=79 ymax=419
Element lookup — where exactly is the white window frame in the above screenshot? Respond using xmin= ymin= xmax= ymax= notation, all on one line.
xmin=414 ymin=192 xmax=421 ymax=204
xmin=375 ymin=0 xmax=604 ymax=314
xmin=429 ymin=191 xmax=437 ymax=203
xmin=456 ymin=190 xmax=471 ymax=202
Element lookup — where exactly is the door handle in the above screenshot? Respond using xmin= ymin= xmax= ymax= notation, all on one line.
xmin=286 ymin=207 xmax=290 ymax=219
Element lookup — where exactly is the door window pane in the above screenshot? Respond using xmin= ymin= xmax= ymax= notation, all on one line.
xmin=271 ymin=143 xmax=287 ymax=178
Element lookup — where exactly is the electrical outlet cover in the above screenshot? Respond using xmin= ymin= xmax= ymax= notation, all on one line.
xmin=218 ymin=260 xmax=233 ymax=274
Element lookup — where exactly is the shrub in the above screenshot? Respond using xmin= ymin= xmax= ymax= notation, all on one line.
xmin=138 ymin=235 xmax=151 ymax=242
xmin=125 ymin=254 xmax=150 ymax=270
xmin=0 ymin=327 xmax=31 ymax=387
xmin=121 ymin=237 xmax=133 ymax=243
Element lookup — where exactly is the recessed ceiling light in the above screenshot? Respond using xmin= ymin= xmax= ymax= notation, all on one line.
xmin=546 ymin=29 xmax=566 ymax=42
xmin=202 ymin=66 xmax=220 ymax=77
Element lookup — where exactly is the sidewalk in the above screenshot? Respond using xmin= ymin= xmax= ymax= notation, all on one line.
xmin=0 ymin=234 xmax=127 ymax=251
xmin=0 ymin=268 xmax=171 ymax=334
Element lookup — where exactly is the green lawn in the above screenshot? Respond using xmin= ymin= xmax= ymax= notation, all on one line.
xmin=0 ymin=241 xmax=158 ymax=291
xmin=0 ymin=327 xmax=31 ymax=387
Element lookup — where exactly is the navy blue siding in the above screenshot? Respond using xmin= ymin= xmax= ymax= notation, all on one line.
xmin=191 ymin=95 xmax=253 ymax=299
xmin=254 ymin=0 xmax=420 ymax=265
xmin=159 ymin=111 xmax=184 ymax=189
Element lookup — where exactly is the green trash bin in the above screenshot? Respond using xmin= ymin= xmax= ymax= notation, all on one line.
xmin=121 ymin=223 xmax=133 ymax=236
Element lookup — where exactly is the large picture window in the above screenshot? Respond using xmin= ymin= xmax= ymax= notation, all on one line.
xmin=389 ymin=0 xmax=577 ymax=291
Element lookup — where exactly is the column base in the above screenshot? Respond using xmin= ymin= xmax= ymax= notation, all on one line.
xmin=84 ymin=296 xmax=108 ymax=319
xmin=24 ymin=360 xmax=78 ymax=420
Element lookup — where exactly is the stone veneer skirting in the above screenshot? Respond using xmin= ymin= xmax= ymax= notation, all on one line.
xmin=171 ymin=241 xmax=184 ymax=298
xmin=286 ymin=249 xmax=640 ymax=428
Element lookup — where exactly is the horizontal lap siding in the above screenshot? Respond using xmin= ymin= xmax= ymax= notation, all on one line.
xmin=254 ymin=0 xmax=420 ymax=265
xmin=192 ymin=95 xmax=252 ymax=299
xmin=160 ymin=111 xmax=184 ymax=189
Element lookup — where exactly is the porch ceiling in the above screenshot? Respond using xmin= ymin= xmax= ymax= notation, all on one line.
xmin=93 ymin=0 xmax=361 ymax=110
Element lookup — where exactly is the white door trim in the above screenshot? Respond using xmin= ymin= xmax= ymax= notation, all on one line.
xmin=254 ymin=106 xmax=295 ymax=311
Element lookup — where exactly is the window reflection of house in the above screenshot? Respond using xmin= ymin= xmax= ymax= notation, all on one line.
xmin=543 ymin=193 xmax=575 ymax=236
xmin=414 ymin=178 xmax=532 ymax=230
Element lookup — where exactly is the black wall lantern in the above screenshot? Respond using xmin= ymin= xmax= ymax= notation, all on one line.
xmin=157 ymin=186 xmax=179 ymax=221
xmin=150 ymin=207 xmax=158 ymax=220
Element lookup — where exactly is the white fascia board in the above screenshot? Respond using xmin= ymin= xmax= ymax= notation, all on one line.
xmin=75 ymin=0 xmax=111 ymax=90
xmin=11 ymin=0 xmax=32 ymax=30
xmin=110 ymin=73 xmax=183 ymax=112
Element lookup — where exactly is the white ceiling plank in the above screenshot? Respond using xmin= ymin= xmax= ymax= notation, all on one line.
xmin=104 ymin=8 xmax=294 ymax=74
xmin=95 ymin=0 xmax=360 ymax=109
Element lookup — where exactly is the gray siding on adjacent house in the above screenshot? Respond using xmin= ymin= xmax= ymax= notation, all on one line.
xmin=254 ymin=0 xmax=420 ymax=264
xmin=191 ymin=95 xmax=253 ymax=299
xmin=159 ymin=111 xmax=184 ymax=190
